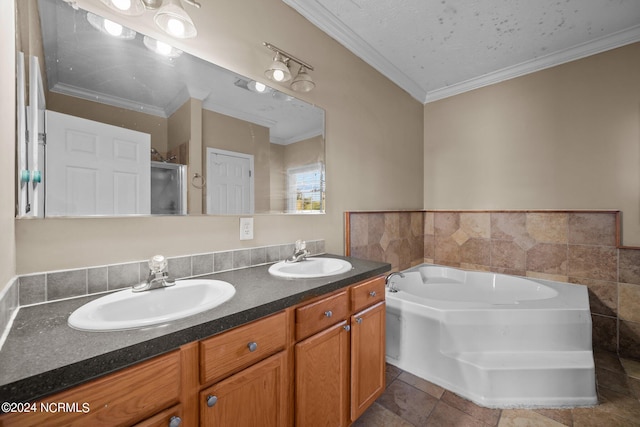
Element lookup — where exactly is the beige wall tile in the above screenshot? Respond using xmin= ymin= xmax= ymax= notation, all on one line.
xmin=526 ymin=213 xmax=568 ymax=244
xmin=424 ymin=211 xmax=435 ymax=235
xmin=460 ymin=212 xmax=490 ymax=239
xmin=526 ymin=243 xmax=568 ymax=275
xmin=569 ymin=212 xmax=617 ymax=246
xmin=490 ymin=212 xmax=527 ymax=241
xmin=619 ymin=248 xmax=640 ymax=285
xmin=619 ymin=283 xmax=640 ymax=322
xmin=568 ymin=245 xmax=617 ymax=281
xmin=460 ymin=238 xmax=491 ymax=266
xmin=434 ymin=212 xmax=460 ymax=237
xmin=491 ymin=240 xmax=526 ymax=270
xmin=350 ymin=214 xmax=369 ymax=248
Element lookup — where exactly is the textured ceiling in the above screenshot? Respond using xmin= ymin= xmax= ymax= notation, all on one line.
xmin=283 ymin=0 xmax=640 ymax=103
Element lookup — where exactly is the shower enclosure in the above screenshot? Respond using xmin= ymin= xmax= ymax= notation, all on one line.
xmin=150 ymin=162 xmax=186 ymax=215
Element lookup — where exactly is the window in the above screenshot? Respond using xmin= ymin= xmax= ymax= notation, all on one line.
xmin=287 ymin=163 xmax=325 ymax=213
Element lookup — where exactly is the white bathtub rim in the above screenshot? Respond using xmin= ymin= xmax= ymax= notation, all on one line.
xmin=386 ymin=264 xmax=591 ymax=311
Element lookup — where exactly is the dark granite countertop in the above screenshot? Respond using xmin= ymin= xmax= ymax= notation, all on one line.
xmin=0 ymin=255 xmax=390 ymax=403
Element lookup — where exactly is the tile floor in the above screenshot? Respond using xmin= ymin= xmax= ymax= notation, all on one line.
xmin=353 ymin=350 xmax=640 ymax=426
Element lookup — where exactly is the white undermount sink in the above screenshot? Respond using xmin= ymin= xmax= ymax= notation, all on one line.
xmin=268 ymin=257 xmax=353 ymax=279
xmin=68 ymin=279 xmax=235 ymax=332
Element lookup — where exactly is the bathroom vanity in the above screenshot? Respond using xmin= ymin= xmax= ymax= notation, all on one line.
xmin=0 ymin=256 xmax=389 ymax=426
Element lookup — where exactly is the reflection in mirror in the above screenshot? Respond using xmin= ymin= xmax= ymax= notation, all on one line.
xmin=15 ymin=0 xmax=325 ymax=217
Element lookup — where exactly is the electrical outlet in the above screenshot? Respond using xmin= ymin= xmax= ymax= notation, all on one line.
xmin=240 ymin=217 xmax=254 ymax=240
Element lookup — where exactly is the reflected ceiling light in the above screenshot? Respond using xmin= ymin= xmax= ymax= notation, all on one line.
xmin=154 ymin=0 xmax=198 ymax=39
xmin=263 ymin=42 xmax=315 ymax=92
xmin=87 ymin=12 xmax=137 ymax=39
xmin=234 ymin=78 xmax=274 ymax=95
xmin=99 ymin=0 xmax=145 ymax=16
xmin=143 ymin=35 xmax=183 ymax=58
xmin=247 ymin=80 xmax=272 ymax=94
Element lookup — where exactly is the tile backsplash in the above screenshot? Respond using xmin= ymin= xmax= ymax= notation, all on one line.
xmin=7 ymin=240 xmax=324 ymax=310
xmin=346 ymin=210 xmax=640 ymax=360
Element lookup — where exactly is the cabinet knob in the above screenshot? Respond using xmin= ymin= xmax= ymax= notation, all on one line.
xmin=343 ymin=325 xmax=351 ymax=332
xmin=356 ymin=317 xmax=363 ymax=324
xmin=324 ymin=310 xmax=333 ymax=318
xmin=207 ymin=395 xmax=218 ymax=407
xmin=247 ymin=341 xmax=258 ymax=352
xmin=169 ymin=416 xmax=182 ymax=427
xmin=369 ymin=291 xmax=376 ymax=297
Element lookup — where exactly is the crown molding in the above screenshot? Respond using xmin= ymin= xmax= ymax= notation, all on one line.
xmin=425 ymin=25 xmax=640 ymax=103
xmin=282 ymin=1 xmax=640 ymax=105
xmin=51 ymin=83 xmax=168 ymax=117
xmin=282 ymin=0 xmax=427 ymax=103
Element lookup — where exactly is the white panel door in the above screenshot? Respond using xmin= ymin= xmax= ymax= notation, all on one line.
xmin=206 ymin=148 xmax=254 ymax=215
xmin=45 ymin=110 xmax=151 ymax=216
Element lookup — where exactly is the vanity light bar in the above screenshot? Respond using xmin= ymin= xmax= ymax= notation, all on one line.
xmin=263 ymin=42 xmax=314 ymax=71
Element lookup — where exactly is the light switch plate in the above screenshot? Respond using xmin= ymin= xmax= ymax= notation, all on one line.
xmin=240 ymin=217 xmax=254 ymax=240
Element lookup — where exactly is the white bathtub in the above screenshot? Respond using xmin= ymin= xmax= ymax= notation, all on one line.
xmin=385 ymin=265 xmax=598 ymax=408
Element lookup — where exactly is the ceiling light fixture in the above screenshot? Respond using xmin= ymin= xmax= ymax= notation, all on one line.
xmin=154 ymin=0 xmax=198 ymax=39
xmin=263 ymin=42 xmax=315 ymax=92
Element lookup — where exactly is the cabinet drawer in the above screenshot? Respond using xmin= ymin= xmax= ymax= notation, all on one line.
xmin=200 ymin=311 xmax=287 ymax=385
xmin=295 ymin=291 xmax=349 ymax=341
xmin=0 ymin=351 xmax=180 ymax=427
xmin=350 ymin=276 xmax=385 ymax=313
xmin=132 ymin=404 xmax=182 ymax=427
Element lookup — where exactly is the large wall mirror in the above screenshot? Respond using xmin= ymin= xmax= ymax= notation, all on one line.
xmin=15 ymin=0 xmax=325 ymax=217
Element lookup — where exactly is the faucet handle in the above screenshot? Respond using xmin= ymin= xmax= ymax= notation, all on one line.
xmin=148 ymin=255 xmax=168 ymax=273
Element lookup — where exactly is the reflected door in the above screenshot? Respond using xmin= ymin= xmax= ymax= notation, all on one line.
xmin=206 ymin=148 xmax=254 ymax=215
xmin=45 ymin=111 xmax=151 ymax=216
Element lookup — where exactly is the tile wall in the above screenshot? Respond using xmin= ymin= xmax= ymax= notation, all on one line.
xmin=346 ymin=210 xmax=640 ymax=360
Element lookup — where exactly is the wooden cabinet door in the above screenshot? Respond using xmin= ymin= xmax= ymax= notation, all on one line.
xmin=350 ymin=302 xmax=386 ymax=422
xmin=295 ymin=320 xmax=350 ymax=427
xmin=200 ymin=351 xmax=288 ymax=427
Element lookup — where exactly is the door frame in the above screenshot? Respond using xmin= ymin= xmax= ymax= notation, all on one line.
xmin=205 ymin=147 xmax=255 ymax=215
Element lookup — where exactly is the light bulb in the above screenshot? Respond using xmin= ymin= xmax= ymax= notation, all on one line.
xmin=254 ymin=82 xmax=267 ymax=92
xmin=273 ymin=69 xmax=285 ymax=82
xmin=111 ymin=0 xmax=131 ymax=11
xmin=167 ymin=17 xmax=185 ymax=37
xmin=103 ymin=19 xmax=124 ymax=37
xmin=156 ymin=40 xmax=172 ymax=56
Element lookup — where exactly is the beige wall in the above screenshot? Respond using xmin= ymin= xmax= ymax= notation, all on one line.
xmin=424 ymin=42 xmax=640 ymax=246
xmin=270 ymin=143 xmax=286 ymax=212
xmin=202 ymin=110 xmax=271 ymax=213
xmin=48 ymin=92 xmax=170 ymax=153
xmin=1 ymin=0 xmax=16 ymax=287
xmin=12 ymin=0 xmax=424 ymax=274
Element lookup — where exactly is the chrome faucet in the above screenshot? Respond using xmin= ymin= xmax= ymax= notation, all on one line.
xmin=286 ymin=240 xmax=309 ymax=263
xmin=385 ymin=272 xmax=405 ymax=293
xmin=132 ymin=255 xmax=176 ymax=292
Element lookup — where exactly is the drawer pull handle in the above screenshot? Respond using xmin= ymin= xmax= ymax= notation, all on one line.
xmin=324 ymin=310 xmax=333 ymax=318
xmin=207 ymin=395 xmax=218 ymax=407
xmin=169 ymin=416 xmax=182 ymax=427
xmin=369 ymin=291 xmax=376 ymax=297
xmin=248 ymin=341 xmax=258 ymax=352
xmin=356 ymin=317 xmax=363 ymax=324
xmin=343 ymin=325 xmax=351 ymax=332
